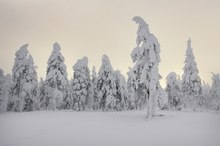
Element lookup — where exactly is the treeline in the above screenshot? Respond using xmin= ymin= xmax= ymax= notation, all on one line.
xmin=0 ymin=17 xmax=219 ymax=113
xmin=0 ymin=43 xmax=138 ymax=112
xmin=0 ymin=42 xmax=219 ymax=112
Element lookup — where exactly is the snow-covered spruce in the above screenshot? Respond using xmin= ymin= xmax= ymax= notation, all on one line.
xmin=63 ymin=80 xmax=73 ymax=110
xmin=165 ymin=72 xmax=182 ymax=110
xmin=0 ymin=69 xmax=12 ymax=112
xmin=72 ymin=57 xmax=92 ymax=111
xmin=115 ymin=70 xmax=128 ymax=111
xmin=202 ymin=81 xmax=212 ymax=110
xmin=97 ymin=55 xmax=116 ymax=111
xmin=10 ymin=44 xmax=38 ymax=112
xmin=126 ymin=68 xmax=136 ymax=110
xmin=131 ymin=16 xmax=161 ymax=117
xmin=210 ymin=73 xmax=220 ymax=110
xmin=157 ymin=83 xmax=168 ymax=110
xmin=43 ymin=43 xmax=68 ymax=110
xmin=38 ymin=78 xmax=45 ymax=110
xmin=182 ymin=39 xmax=202 ymax=110
xmin=91 ymin=66 xmax=99 ymax=110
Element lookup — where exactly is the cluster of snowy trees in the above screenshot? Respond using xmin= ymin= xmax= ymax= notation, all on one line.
xmin=0 ymin=16 xmax=219 ymax=113
xmin=165 ymin=39 xmax=220 ymax=111
xmin=0 ymin=44 xmax=136 ymax=112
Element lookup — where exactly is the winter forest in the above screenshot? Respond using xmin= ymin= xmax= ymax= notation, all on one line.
xmin=0 ymin=16 xmax=219 ymax=115
xmin=1 ymin=0 xmax=220 ymax=145
xmin=1 ymin=11 xmax=220 ymax=145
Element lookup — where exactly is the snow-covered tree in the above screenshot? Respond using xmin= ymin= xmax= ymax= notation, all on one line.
xmin=126 ymin=68 xmax=135 ymax=110
xmin=72 ymin=57 xmax=92 ymax=111
xmin=44 ymin=42 xmax=68 ymax=110
xmin=131 ymin=16 xmax=161 ymax=117
xmin=210 ymin=73 xmax=220 ymax=110
xmin=182 ymin=39 xmax=202 ymax=110
xmin=11 ymin=44 xmax=38 ymax=112
xmin=157 ymin=84 xmax=168 ymax=110
xmin=0 ymin=69 xmax=11 ymax=112
xmin=202 ymin=81 xmax=211 ymax=110
xmin=97 ymin=55 xmax=116 ymax=111
xmin=63 ymin=80 xmax=73 ymax=110
xmin=115 ymin=70 xmax=128 ymax=111
xmin=166 ymin=72 xmax=182 ymax=110
xmin=91 ymin=66 xmax=99 ymax=110
xmin=23 ymin=54 xmax=38 ymax=111
xmin=38 ymin=78 xmax=45 ymax=109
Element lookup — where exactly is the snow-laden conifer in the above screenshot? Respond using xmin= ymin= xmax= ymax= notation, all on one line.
xmin=72 ymin=57 xmax=92 ymax=111
xmin=0 ymin=69 xmax=11 ymax=112
xmin=97 ymin=55 xmax=116 ymax=111
xmin=115 ymin=70 xmax=128 ymax=111
xmin=131 ymin=16 xmax=161 ymax=117
xmin=182 ymin=39 xmax=202 ymax=110
xmin=91 ymin=66 xmax=99 ymax=110
xmin=166 ymin=72 xmax=182 ymax=110
xmin=210 ymin=73 xmax=220 ymax=110
xmin=126 ymin=68 xmax=135 ymax=110
xmin=44 ymin=43 xmax=68 ymax=110
xmin=11 ymin=44 xmax=38 ymax=111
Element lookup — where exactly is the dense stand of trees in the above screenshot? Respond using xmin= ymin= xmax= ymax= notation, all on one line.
xmin=0 ymin=17 xmax=219 ymax=113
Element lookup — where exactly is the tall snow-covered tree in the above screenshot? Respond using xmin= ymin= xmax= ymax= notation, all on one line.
xmin=72 ymin=57 xmax=92 ymax=111
xmin=210 ymin=73 xmax=220 ymax=110
xmin=182 ymin=39 xmax=202 ymax=110
xmin=24 ymin=54 xmax=38 ymax=111
xmin=11 ymin=44 xmax=38 ymax=111
xmin=131 ymin=16 xmax=161 ymax=117
xmin=115 ymin=70 xmax=128 ymax=111
xmin=0 ymin=69 xmax=11 ymax=112
xmin=44 ymin=42 xmax=68 ymax=110
xmin=166 ymin=72 xmax=182 ymax=110
xmin=97 ymin=55 xmax=116 ymax=111
xmin=91 ymin=66 xmax=99 ymax=110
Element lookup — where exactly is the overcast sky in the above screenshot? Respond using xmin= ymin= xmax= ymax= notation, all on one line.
xmin=0 ymin=0 xmax=219 ymax=87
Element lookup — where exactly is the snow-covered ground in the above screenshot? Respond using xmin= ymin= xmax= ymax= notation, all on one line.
xmin=0 ymin=110 xmax=220 ymax=146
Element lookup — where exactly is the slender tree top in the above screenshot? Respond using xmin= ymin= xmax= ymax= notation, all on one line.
xmin=183 ymin=38 xmax=198 ymax=74
xmin=187 ymin=38 xmax=191 ymax=49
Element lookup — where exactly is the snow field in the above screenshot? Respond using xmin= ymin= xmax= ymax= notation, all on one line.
xmin=0 ymin=110 xmax=220 ymax=146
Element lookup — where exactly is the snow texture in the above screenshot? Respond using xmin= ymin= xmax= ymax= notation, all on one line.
xmin=0 ymin=110 xmax=219 ymax=146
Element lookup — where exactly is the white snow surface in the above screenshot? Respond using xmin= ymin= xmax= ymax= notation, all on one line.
xmin=0 ymin=110 xmax=220 ymax=146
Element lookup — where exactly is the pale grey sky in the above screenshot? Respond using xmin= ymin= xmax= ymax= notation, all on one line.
xmin=0 ymin=0 xmax=220 ymax=87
